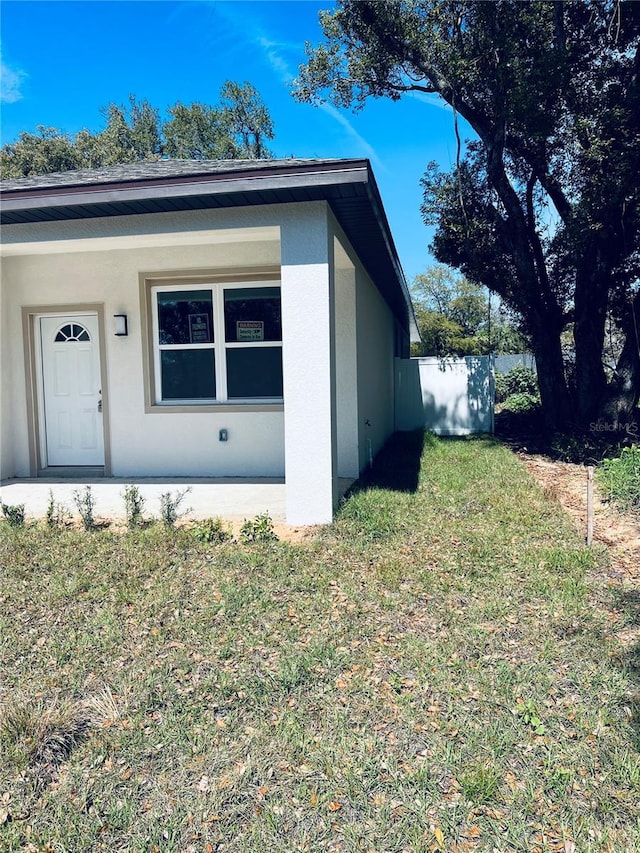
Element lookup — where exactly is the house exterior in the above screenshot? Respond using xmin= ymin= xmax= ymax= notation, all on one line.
xmin=0 ymin=158 xmax=418 ymax=525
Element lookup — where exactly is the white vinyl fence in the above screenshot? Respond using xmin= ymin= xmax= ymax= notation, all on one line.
xmin=493 ymin=353 xmax=537 ymax=375
xmin=395 ymin=356 xmax=494 ymax=435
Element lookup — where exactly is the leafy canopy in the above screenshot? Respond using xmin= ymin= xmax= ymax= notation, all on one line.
xmin=1 ymin=81 xmax=275 ymax=178
xmin=411 ymin=264 xmax=527 ymax=357
xmin=295 ymin=1 xmax=640 ymax=431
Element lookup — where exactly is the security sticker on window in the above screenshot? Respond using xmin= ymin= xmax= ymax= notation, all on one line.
xmin=189 ymin=314 xmax=211 ymax=343
xmin=236 ymin=321 xmax=264 ymax=341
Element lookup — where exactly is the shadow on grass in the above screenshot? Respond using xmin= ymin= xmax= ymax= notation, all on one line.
xmin=612 ymin=587 xmax=640 ymax=750
xmin=348 ymin=430 xmax=429 ymax=496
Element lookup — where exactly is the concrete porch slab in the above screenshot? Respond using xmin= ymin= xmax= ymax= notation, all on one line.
xmin=0 ymin=477 xmax=287 ymax=524
xmin=0 ymin=477 xmax=356 ymax=528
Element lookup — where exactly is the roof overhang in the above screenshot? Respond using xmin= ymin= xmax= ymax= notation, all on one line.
xmin=1 ymin=159 xmax=419 ymax=342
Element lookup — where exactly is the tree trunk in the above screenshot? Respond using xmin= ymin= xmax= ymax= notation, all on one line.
xmin=529 ymin=318 xmax=573 ymax=433
xmin=573 ymin=247 xmax=609 ymax=426
xmin=597 ymin=292 xmax=640 ymax=437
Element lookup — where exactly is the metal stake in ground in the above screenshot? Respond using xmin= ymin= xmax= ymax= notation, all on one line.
xmin=587 ymin=466 xmax=594 ymax=546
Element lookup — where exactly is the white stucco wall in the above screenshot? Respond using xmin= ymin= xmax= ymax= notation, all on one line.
xmin=333 ymin=241 xmax=359 ymax=480
xmin=355 ymin=264 xmax=396 ymax=471
xmin=280 ymin=205 xmax=337 ymax=525
xmin=325 ymin=212 xmax=396 ymax=476
xmin=1 ymin=199 xmax=402 ymax=526
xmin=1 ymin=205 xmax=289 ymax=479
xmin=0 ymin=285 xmax=15 ymax=480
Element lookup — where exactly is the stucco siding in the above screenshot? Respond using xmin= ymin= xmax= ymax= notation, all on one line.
xmin=355 ymin=266 xmax=395 ymax=472
xmin=0 ymin=277 xmax=16 ymax=480
xmin=1 ymin=162 xmax=413 ymax=526
xmin=2 ymin=234 xmax=285 ymax=479
xmin=333 ymin=246 xmax=359 ymax=480
xmin=280 ymin=203 xmax=337 ymax=524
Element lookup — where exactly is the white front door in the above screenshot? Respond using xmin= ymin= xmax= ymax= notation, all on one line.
xmin=40 ymin=314 xmax=105 ymax=467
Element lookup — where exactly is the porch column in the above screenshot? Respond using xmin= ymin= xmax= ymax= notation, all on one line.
xmin=280 ymin=205 xmax=337 ymax=526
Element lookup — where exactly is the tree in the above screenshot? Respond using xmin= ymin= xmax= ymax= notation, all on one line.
xmin=1 ymin=81 xmax=275 ymax=178
xmin=164 ymin=103 xmax=236 ymax=160
xmin=1 ymin=126 xmax=81 ymax=176
xmin=295 ymin=0 xmax=640 ymax=433
xmin=219 ymin=81 xmax=275 ymax=159
xmin=96 ymin=96 xmax=163 ymax=165
xmin=164 ymin=83 xmax=275 ymax=160
xmin=411 ymin=264 xmax=527 ymax=356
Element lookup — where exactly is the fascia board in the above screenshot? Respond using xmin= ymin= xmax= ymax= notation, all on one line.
xmin=0 ymin=163 xmax=370 ymax=213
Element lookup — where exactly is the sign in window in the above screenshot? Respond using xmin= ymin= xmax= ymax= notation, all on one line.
xmin=153 ymin=282 xmax=282 ymax=404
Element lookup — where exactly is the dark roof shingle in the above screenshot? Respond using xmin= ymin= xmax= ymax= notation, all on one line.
xmin=1 ymin=157 xmax=417 ymax=342
xmin=0 ymin=158 xmax=343 ymax=192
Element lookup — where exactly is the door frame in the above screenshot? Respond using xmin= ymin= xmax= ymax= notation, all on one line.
xmin=22 ymin=303 xmax=112 ymax=476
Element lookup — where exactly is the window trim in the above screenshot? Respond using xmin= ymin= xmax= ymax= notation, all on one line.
xmin=140 ymin=268 xmax=284 ymax=413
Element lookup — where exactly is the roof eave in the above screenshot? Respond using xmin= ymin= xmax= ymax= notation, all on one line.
xmin=1 ymin=158 xmax=419 ymax=341
xmin=0 ymin=159 xmax=370 ymax=213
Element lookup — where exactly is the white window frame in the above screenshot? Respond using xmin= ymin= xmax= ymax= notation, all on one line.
xmin=151 ymin=280 xmax=283 ymax=406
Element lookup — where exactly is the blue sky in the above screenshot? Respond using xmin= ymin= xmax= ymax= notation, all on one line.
xmin=0 ymin=0 xmax=465 ymax=283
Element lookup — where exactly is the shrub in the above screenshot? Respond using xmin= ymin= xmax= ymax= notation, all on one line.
xmin=598 ymin=445 xmax=640 ymax=511
xmin=73 ymin=486 xmax=96 ymax=530
xmin=46 ymin=490 xmax=69 ymax=530
xmin=501 ymin=391 xmax=541 ymax=414
xmin=1 ymin=502 xmax=25 ymax=528
xmin=121 ymin=485 xmax=145 ymax=529
xmin=239 ymin=512 xmax=278 ymax=543
xmin=191 ymin=517 xmax=233 ymax=544
xmin=495 ymin=364 xmax=538 ymax=403
xmin=159 ymin=487 xmax=192 ymax=528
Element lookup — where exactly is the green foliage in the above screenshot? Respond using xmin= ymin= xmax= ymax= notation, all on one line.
xmin=46 ymin=489 xmax=69 ymax=530
xmin=501 ymin=392 xmax=541 ymax=414
xmin=219 ymin=80 xmax=275 ymax=159
xmin=1 ymin=502 xmax=25 ymax=528
xmin=191 ymin=517 xmax=233 ymax=544
xmin=92 ymin=96 xmax=162 ymax=166
xmin=72 ymin=487 xmax=96 ymax=531
xmin=411 ymin=264 xmax=526 ymax=357
xmin=514 ymin=699 xmax=546 ymax=736
xmin=459 ymin=765 xmax=501 ymax=804
xmin=0 ymin=126 xmax=80 ymax=177
xmin=296 ymin=1 xmax=640 ymax=430
xmin=158 ymin=488 xmax=192 ymax=529
xmin=121 ymin=485 xmax=145 ymax=529
xmin=598 ymin=445 xmax=640 ymax=511
xmin=239 ymin=512 xmax=278 ymax=543
xmin=163 ymin=102 xmax=234 ymax=160
xmin=495 ymin=365 xmax=539 ymax=404
xmin=1 ymin=82 xmax=275 ymax=178
xmin=411 ymin=306 xmax=476 ymax=357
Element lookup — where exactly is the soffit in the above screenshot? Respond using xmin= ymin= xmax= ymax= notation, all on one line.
xmin=1 ymin=159 xmax=418 ymax=340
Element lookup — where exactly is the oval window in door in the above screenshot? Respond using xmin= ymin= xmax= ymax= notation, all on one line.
xmin=54 ymin=323 xmax=91 ymax=343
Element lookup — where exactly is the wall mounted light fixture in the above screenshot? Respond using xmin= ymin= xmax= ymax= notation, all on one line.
xmin=114 ymin=314 xmax=128 ymax=337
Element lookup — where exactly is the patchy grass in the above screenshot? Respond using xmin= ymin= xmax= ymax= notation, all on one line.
xmin=1 ymin=434 xmax=639 ymax=852
xmin=598 ymin=445 xmax=640 ymax=513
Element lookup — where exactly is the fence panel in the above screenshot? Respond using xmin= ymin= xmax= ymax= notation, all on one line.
xmin=395 ymin=356 xmax=494 ymax=435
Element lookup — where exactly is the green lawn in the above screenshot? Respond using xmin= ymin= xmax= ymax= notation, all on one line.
xmin=1 ymin=434 xmax=639 ymax=852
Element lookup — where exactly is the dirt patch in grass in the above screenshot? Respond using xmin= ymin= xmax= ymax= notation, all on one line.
xmin=521 ymin=451 xmax=640 ymax=660
xmin=520 ymin=452 xmax=639 ymax=583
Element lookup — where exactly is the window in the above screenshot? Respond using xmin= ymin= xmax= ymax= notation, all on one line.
xmin=54 ymin=322 xmax=91 ymax=342
xmin=152 ymin=282 xmax=282 ymax=404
